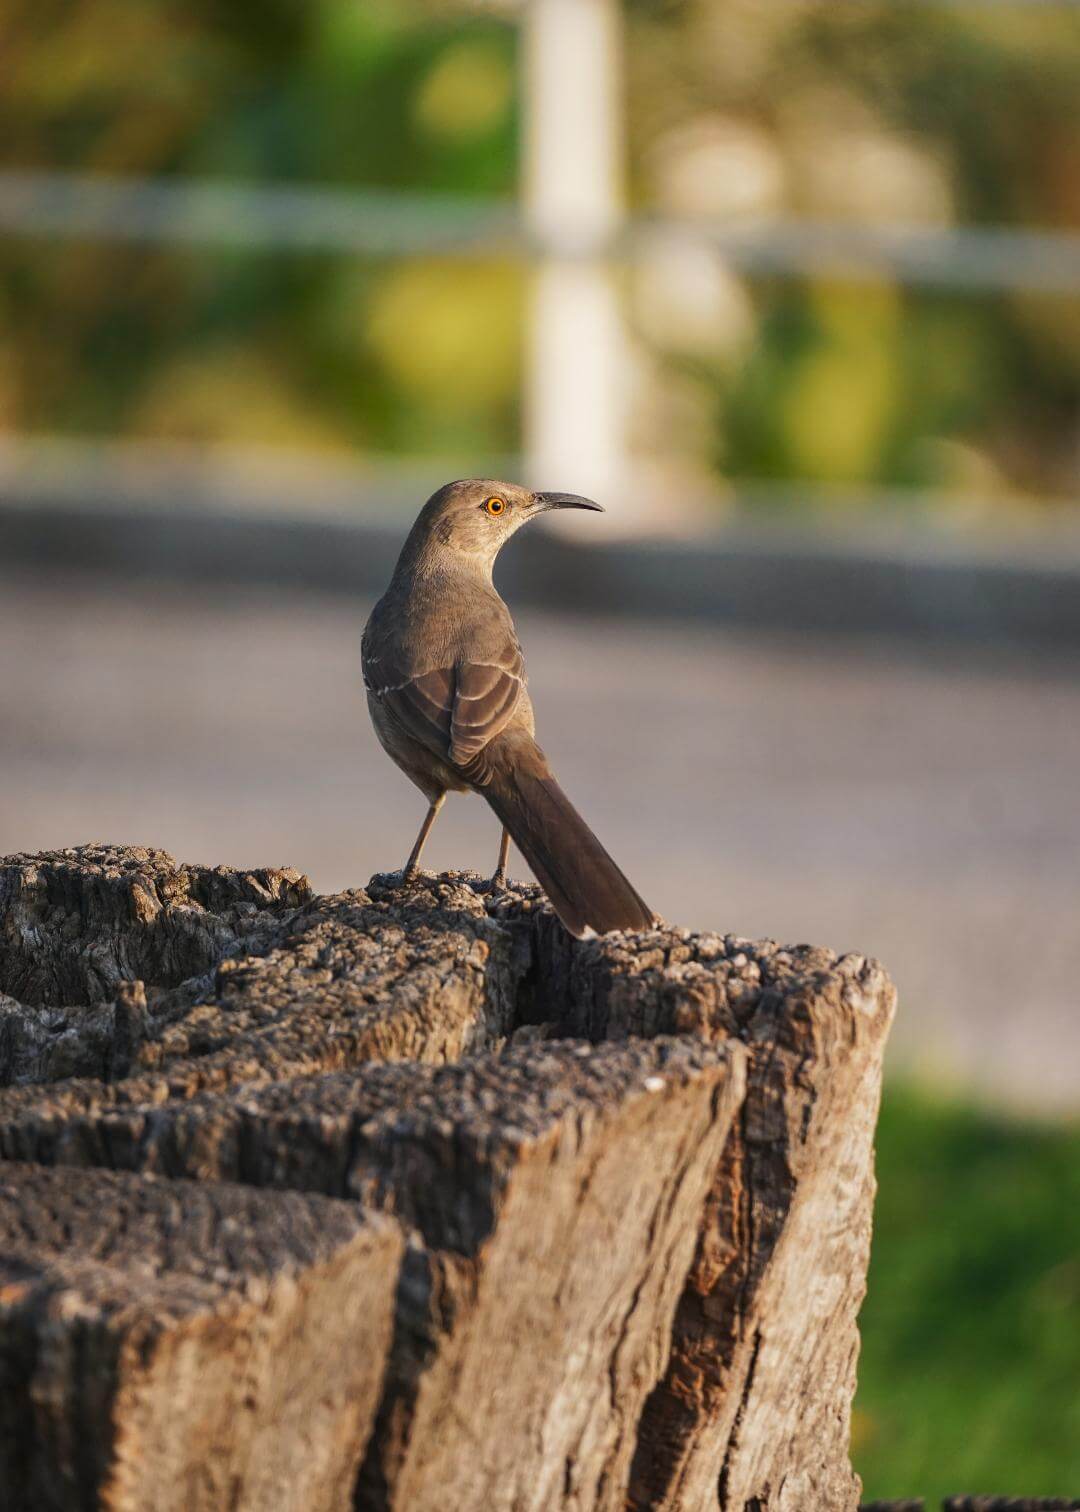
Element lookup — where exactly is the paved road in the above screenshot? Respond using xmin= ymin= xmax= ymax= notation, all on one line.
xmin=2 ymin=569 xmax=1078 ymax=1111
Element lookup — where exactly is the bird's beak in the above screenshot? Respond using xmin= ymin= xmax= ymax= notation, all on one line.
xmin=532 ymin=491 xmax=604 ymax=513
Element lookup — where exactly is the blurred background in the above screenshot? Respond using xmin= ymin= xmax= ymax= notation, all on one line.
xmin=1 ymin=0 xmax=1078 ymax=1499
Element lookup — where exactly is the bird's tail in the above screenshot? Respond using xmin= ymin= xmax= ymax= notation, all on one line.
xmin=479 ymin=729 xmax=655 ymax=938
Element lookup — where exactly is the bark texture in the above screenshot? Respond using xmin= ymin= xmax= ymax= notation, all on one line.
xmin=0 ymin=1161 xmax=402 ymax=1512
xmin=0 ymin=845 xmax=896 ymax=1512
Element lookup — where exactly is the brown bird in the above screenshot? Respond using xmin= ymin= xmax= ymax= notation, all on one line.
xmin=362 ymin=479 xmax=654 ymax=937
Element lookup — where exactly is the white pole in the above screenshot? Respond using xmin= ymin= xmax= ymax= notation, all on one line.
xmin=522 ymin=0 xmax=626 ymax=512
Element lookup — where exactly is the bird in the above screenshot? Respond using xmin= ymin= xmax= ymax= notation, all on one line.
xmin=362 ymin=478 xmax=655 ymax=938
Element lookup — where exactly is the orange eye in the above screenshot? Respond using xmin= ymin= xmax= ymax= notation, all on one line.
xmin=484 ymin=496 xmax=506 ymax=516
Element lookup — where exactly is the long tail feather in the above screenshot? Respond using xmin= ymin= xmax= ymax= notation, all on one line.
xmin=479 ymin=731 xmax=654 ymax=937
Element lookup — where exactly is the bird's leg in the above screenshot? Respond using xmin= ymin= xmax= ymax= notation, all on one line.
xmin=490 ymin=826 xmax=511 ymax=891
xmin=402 ymin=794 xmax=444 ymax=882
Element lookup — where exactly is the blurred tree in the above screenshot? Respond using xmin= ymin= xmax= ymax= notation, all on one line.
xmin=628 ymin=0 xmax=1080 ymax=506
xmin=0 ymin=0 xmax=520 ymax=460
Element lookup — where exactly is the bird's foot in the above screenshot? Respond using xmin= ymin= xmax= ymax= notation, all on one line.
xmin=489 ymin=867 xmax=509 ymax=892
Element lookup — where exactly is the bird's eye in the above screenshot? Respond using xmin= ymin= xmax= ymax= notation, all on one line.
xmin=484 ymin=496 xmax=506 ymax=516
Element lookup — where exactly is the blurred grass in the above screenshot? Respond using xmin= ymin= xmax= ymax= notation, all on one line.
xmin=855 ymin=1083 xmax=1080 ymax=1504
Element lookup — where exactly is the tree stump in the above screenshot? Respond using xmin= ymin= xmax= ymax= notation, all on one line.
xmin=0 ymin=846 xmax=896 ymax=1512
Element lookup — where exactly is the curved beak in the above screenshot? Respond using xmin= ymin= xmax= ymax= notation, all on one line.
xmin=532 ymin=490 xmax=604 ymax=513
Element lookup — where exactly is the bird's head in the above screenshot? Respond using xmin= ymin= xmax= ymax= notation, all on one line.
xmin=407 ymin=478 xmax=603 ymax=571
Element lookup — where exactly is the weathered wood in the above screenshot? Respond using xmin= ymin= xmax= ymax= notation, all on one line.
xmin=531 ymin=916 xmax=896 ymax=1510
xmin=0 ymin=849 xmax=526 ymax=1098
xmin=0 ymin=845 xmax=897 ymax=1511
xmin=0 ymin=1162 xmax=402 ymax=1512
xmin=0 ymin=845 xmax=311 ymax=1013
xmin=351 ymin=1037 xmax=745 ymax=1510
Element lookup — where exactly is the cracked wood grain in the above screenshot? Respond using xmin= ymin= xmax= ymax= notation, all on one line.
xmin=0 ymin=1162 xmax=402 ymax=1512
xmin=0 ymin=845 xmax=895 ymax=1512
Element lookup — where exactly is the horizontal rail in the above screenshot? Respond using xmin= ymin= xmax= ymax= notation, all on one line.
xmin=640 ymin=219 xmax=1080 ymax=295
xmin=2 ymin=170 xmax=1080 ymax=293
xmin=0 ymin=171 xmax=518 ymax=259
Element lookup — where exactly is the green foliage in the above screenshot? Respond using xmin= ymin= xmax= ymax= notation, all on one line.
xmin=717 ymin=281 xmax=1080 ymax=497
xmin=627 ymin=1 xmax=1080 ymax=503
xmin=1 ymin=1 xmax=519 ymax=190
xmin=855 ymin=1084 xmax=1080 ymax=1503
xmin=787 ymin=5 xmax=1080 ymax=229
xmin=0 ymin=1 xmax=521 ymax=458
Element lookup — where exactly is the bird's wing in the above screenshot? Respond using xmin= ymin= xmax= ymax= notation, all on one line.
xmin=368 ymin=664 xmax=456 ymax=756
xmin=367 ymin=640 xmax=524 ymax=769
xmin=449 ymin=642 xmax=525 ymax=764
